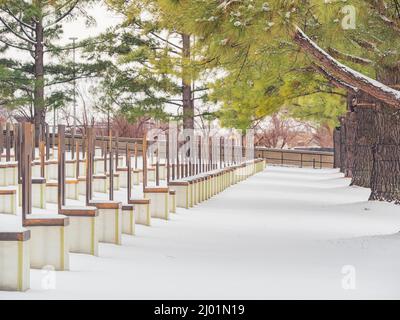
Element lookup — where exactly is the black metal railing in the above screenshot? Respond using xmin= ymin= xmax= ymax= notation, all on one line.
xmin=255 ymin=147 xmax=334 ymax=169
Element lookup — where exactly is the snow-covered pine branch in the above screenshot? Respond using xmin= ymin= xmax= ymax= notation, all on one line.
xmin=293 ymin=26 xmax=400 ymax=108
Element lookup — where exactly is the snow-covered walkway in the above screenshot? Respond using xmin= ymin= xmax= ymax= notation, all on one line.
xmin=1 ymin=166 xmax=400 ymax=299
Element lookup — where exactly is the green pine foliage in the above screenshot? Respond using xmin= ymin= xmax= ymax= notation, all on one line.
xmin=84 ymin=0 xmax=220 ymax=124
xmin=82 ymin=23 xmax=184 ymax=121
xmin=0 ymin=0 xmax=101 ymax=121
xmin=0 ymin=0 xmax=398 ymax=132
xmin=149 ymin=0 xmax=399 ymax=130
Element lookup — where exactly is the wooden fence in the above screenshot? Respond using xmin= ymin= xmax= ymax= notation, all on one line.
xmin=255 ymin=147 xmax=334 ymax=169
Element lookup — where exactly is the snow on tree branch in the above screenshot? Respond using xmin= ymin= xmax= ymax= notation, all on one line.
xmin=293 ymin=26 xmax=400 ymax=108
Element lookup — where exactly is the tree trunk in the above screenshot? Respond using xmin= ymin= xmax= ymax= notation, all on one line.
xmin=182 ymin=33 xmax=194 ymax=130
xmin=339 ymin=116 xmax=346 ymax=173
xmin=350 ymin=90 xmax=377 ymax=188
xmin=350 ymin=106 xmax=376 ymax=188
xmin=369 ymin=66 xmax=400 ymax=202
xmin=344 ymin=111 xmax=356 ymax=178
xmin=34 ymin=20 xmax=45 ymax=146
xmin=369 ymin=105 xmax=400 ymax=202
xmin=333 ymin=126 xmax=341 ymax=169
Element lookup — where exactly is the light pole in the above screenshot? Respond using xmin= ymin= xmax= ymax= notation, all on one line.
xmin=69 ymin=37 xmax=78 ymax=158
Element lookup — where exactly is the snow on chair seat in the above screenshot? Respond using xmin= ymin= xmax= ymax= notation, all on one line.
xmin=121 ymin=204 xmax=135 ymax=235
xmin=0 ymin=225 xmax=30 ymax=291
xmin=47 ymin=178 xmax=79 ymax=203
xmin=6 ymin=162 xmax=17 ymax=186
xmin=0 ymin=188 xmax=17 ymax=214
xmin=77 ymin=176 xmax=86 ymax=195
xmin=185 ymin=179 xmax=195 ymax=207
xmin=116 ymin=167 xmax=128 ymax=188
xmin=133 ymin=169 xmax=141 ymax=185
xmin=128 ymin=198 xmax=151 ymax=226
xmin=147 ymin=167 xmax=156 ymax=182
xmin=65 ymin=159 xmax=77 ymax=178
xmin=188 ymin=178 xmax=197 ymax=206
xmin=45 ymin=159 xmax=58 ymax=180
xmin=19 ymin=177 xmax=46 ymax=209
xmin=169 ymin=190 xmax=176 ymax=213
xmin=144 ymin=187 xmax=169 ymax=220
xmin=198 ymin=176 xmax=206 ymax=202
xmin=206 ymin=174 xmax=213 ymax=199
xmin=168 ymin=181 xmax=190 ymax=209
xmin=45 ymin=181 xmax=58 ymax=203
xmin=24 ymin=214 xmax=70 ymax=271
xmin=158 ymin=163 xmax=166 ymax=180
xmin=0 ymin=163 xmax=8 ymax=186
xmin=65 ymin=178 xmax=79 ymax=200
xmin=194 ymin=177 xmax=203 ymax=204
xmin=89 ymin=200 xmax=122 ymax=245
xmin=31 ymin=160 xmax=41 ymax=177
xmin=93 ymin=174 xmax=107 ymax=193
xmin=106 ymin=172 xmax=120 ymax=190
xmin=0 ymin=162 xmax=18 ymax=186
xmin=78 ymin=159 xmax=86 ymax=176
xmin=93 ymin=156 xmax=105 ymax=174
xmin=59 ymin=206 xmax=99 ymax=256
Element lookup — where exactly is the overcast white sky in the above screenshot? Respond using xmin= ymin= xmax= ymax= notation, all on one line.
xmin=61 ymin=2 xmax=122 ymax=44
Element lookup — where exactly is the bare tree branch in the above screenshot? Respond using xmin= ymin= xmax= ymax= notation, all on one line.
xmin=0 ymin=37 xmax=34 ymax=52
xmin=0 ymin=16 xmax=37 ymax=44
xmin=327 ymin=47 xmax=373 ymax=66
xmin=44 ymin=0 xmax=79 ymax=28
xmin=2 ymin=7 xmax=34 ymax=30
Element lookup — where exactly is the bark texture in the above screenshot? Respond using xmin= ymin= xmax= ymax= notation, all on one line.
xmin=333 ymin=127 xmax=341 ymax=169
xmin=34 ymin=19 xmax=45 ymax=147
xmin=350 ymin=90 xmax=377 ymax=188
xmin=369 ymin=106 xmax=400 ymax=202
xmin=343 ymin=111 xmax=357 ymax=178
xmin=339 ymin=116 xmax=347 ymax=173
xmin=350 ymin=106 xmax=376 ymax=188
xmin=369 ymin=66 xmax=400 ymax=202
xmin=182 ymin=33 xmax=194 ymax=130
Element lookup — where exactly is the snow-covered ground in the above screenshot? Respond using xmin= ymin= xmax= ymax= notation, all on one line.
xmin=1 ymin=166 xmax=400 ymax=299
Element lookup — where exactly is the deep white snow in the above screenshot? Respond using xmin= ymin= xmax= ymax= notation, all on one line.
xmin=1 ymin=166 xmax=400 ymax=299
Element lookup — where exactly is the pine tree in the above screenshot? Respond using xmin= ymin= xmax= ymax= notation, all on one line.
xmin=82 ymin=26 xmax=182 ymax=124
xmin=0 ymin=0 xmax=103 ymax=142
xmin=155 ymin=0 xmax=400 ymax=122
xmin=99 ymin=0 xmax=215 ymax=129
